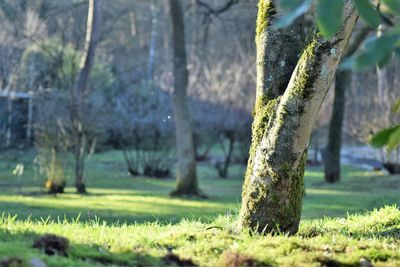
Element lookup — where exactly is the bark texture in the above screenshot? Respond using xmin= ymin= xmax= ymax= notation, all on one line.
xmin=169 ymin=0 xmax=199 ymax=196
xmin=324 ymin=27 xmax=371 ymax=183
xmin=239 ymin=0 xmax=357 ymax=234
xmin=71 ymin=0 xmax=101 ymax=194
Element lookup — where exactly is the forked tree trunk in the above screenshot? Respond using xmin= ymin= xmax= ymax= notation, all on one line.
xmin=71 ymin=0 xmax=101 ymax=194
xmin=169 ymin=0 xmax=199 ymax=196
xmin=239 ymin=0 xmax=357 ymax=235
xmin=325 ymin=27 xmax=371 ymax=183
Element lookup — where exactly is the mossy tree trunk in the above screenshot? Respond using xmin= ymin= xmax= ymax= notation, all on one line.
xmin=169 ymin=0 xmax=199 ymax=196
xmin=325 ymin=27 xmax=371 ymax=183
xmin=239 ymin=0 xmax=357 ymax=235
xmin=71 ymin=0 xmax=101 ymax=194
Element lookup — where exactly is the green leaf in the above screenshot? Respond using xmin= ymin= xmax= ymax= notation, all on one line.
xmin=382 ymin=0 xmax=400 ymax=14
xmin=279 ymin=0 xmax=305 ymax=9
xmin=395 ymin=48 xmax=400 ymax=59
xmin=341 ymin=33 xmax=400 ymax=70
xmin=377 ymin=50 xmax=393 ymax=68
xmin=354 ymin=0 xmax=381 ymax=28
xmin=391 ymin=98 xmax=400 ymax=113
xmin=316 ymin=0 xmax=344 ymax=38
xmin=392 ymin=25 xmax=400 ymax=34
xmin=275 ymin=0 xmax=313 ymax=29
xmin=370 ymin=126 xmax=398 ymax=148
xmin=387 ymin=126 xmax=400 ymax=150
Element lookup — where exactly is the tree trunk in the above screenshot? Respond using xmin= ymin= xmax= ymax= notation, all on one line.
xmin=169 ymin=0 xmax=199 ymax=196
xmin=71 ymin=0 xmax=101 ymax=194
xmin=147 ymin=0 xmax=159 ymax=83
xmin=376 ymin=25 xmax=390 ymax=120
xmin=75 ymin=133 xmax=87 ymax=193
xmin=217 ymin=130 xmax=235 ymax=178
xmin=325 ymin=70 xmax=349 ymax=183
xmin=324 ymin=26 xmax=371 ymax=183
xmin=239 ymin=0 xmax=357 ymax=235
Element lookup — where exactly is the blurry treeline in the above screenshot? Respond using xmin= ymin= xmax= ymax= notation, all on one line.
xmin=0 ymin=0 xmax=257 ymax=185
xmin=0 ymin=0 xmax=399 ymax=190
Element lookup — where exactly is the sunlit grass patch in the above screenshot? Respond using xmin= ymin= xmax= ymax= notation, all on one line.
xmin=0 ymin=149 xmax=399 ymax=224
xmin=0 ymin=206 xmax=399 ymax=266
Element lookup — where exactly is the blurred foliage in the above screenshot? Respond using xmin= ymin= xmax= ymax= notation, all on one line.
xmin=277 ymin=0 xmax=400 ymax=69
xmin=19 ymin=37 xmax=115 ymax=92
xmin=370 ymin=98 xmax=400 ymax=150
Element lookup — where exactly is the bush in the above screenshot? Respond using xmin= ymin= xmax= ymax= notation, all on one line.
xmin=33 ymin=120 xmax=70 ymax=194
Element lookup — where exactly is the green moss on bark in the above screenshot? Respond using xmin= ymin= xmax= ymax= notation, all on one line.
xmin=240 ymin=152 xmax=306 ymax=235
xmin=239 ymin=35 xmax=324 ymax=235
xmin=289 ymin=35 xmax=321 ymax=99
xmin=245 ymin=95 xmax=279 ymax=184
xmin=256 ymin=0 xmax=274 ymax=42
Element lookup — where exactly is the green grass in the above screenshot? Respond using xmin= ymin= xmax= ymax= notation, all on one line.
xmin=0 ymin=149 xmax=399 ymax=266
xmin=0 ymin=206 xmax=399 ymax=266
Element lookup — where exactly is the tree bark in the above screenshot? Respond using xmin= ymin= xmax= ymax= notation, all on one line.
xmin=239 ymin=0 xmax=357 ymax=235
xmin=169 ymin=0 xmax=199 ymax=196
xmin=71 ymin=0 xmax=101 ymax=194
xmin=324 ymin=26 xmax=371 ymax=183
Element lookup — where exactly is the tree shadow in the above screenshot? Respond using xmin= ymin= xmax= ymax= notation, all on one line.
xmin=349 ymin=227 xmax=400 ymax=240
xmin=0 ymin=228 xmax=166 ymax=266
xmin=0 ymin=199 xmax=227 ymax=225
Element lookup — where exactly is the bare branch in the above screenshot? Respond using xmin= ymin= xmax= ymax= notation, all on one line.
xmin=195 ymin=0 xmax=239 ymax=16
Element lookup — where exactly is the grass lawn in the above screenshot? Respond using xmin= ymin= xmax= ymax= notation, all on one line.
xmin=0 ymin=149 xmax=399 ymax=266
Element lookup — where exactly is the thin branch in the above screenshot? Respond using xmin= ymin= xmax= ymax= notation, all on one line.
xmin=345 ymin=26 xmax=372 ymax=57
xmin=195 ymin=0 xmax=239 ymax=15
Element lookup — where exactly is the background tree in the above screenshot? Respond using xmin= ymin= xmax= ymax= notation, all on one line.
xmin=71 ymin=0 xmax=101 ymax=193
xmin=324 ymin=26 xmax=371 ymax=183
xmin=168 ymin=0 xmax=199 ymax=196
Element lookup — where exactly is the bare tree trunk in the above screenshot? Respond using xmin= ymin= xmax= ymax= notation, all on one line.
xmin=376 ymin=25 xmax=390 ymax=120
xmin=71 ymin=0 xmax=101 ymax=194
xmin=217 ymin=130 xmax=235 ymax=178
xmin=147 ymin=0 xmax=159 ymax=83
xmin=74 ymin=132 xmax=86 ymax=192
xmin=6 ymin=97 xmax=12 ymax=148
xmin=239 ymin=0 xmax=357 ymax=235
xmin=324 ymin=27 xmax=371 ymax=183
xmin=169 ymin=0 xmax=199 ymax=196
xmin=325 ymin=70 xmax=349 ymax=183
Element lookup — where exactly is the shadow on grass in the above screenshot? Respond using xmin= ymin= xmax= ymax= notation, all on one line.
xmin=0 ymin=196 xmax=234 ymax=224
xmin=0 ymin=228 xmax=165 ymax=266
xmin=302 ymin=167 xmax=400 ymax=219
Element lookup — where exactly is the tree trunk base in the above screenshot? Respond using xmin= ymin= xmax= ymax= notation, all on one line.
xmin=239 ymin=154 xmax=307 ymax=236
xmin=170 ymin=189 xmax=207 ymax=199
xmin=325 ymin=170 xmax=340 ymax=183
xmin=76 ymin=183 xmax=87 ymax=194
